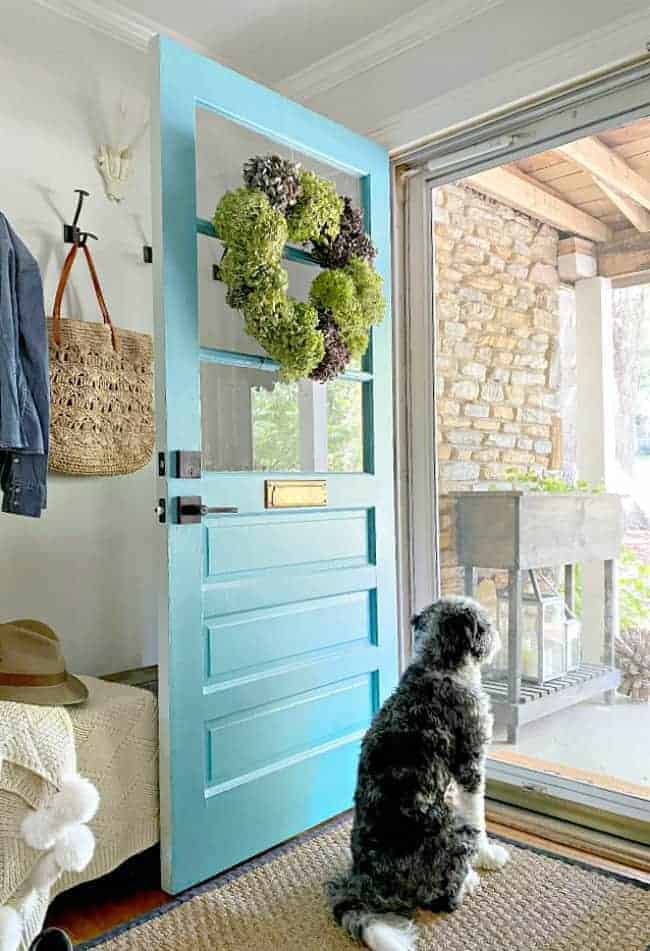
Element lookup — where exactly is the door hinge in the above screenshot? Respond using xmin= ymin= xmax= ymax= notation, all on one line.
xmin=158 ymin=452 xmax=166 ymax=477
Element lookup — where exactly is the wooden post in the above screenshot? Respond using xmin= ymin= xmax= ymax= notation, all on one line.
xmin=575 ymin=276 xmax=616 ymax=664
xmin=464 ymin=565 xmax=476 ymax=598
xmin=603 ymin=558 xmax=619 ymax=704
xmin=507 ymin=569 xmax=523 ymax=744
xmin=550 ymin=416 xmax=563 ymax=471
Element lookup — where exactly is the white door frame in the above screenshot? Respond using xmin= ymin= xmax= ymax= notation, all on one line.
xmin=392 ymin=57 xmax=650 ymax=841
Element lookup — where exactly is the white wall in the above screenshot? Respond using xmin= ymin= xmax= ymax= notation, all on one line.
xmin=0 ymin=0 xmax=156 ymax=675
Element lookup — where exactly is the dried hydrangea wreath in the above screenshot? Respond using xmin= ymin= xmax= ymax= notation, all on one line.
xmin=212 ymin=154 xmax=385 ymax=382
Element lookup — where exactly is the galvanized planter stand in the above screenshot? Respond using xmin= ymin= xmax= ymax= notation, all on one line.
xmin=453 ymin=491 xmax=624 ymax=743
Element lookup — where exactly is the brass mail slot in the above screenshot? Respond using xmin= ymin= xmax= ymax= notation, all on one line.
xmin=265 ymin=479 xmax=327 ymax=509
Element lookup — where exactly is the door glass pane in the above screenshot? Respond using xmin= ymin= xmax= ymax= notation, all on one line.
xmin=201 ymin=362 xmax=365 ymax=473
xmin=328 ymin=379 xmax=363 ymax=472
xmin=432 ymin=112 xmax=650 ymax=808
xmin=195 ymin=106 xmax=361 ymax=226
xmin=198 ymin=234 xmax=266 ymax=356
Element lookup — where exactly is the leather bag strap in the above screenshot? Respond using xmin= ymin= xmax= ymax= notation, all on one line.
xmin=52 ymin=243 xmax=119 ymax=351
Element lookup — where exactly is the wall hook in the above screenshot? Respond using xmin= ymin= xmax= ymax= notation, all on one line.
xmin=63 ymin=190 xmax=97 ymax=246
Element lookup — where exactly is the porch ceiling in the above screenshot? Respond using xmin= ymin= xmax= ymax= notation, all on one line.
xmin=515 ymin=117 xmax=650 ymax=236
xmin=465 ymin=116 xmax=650 ymax=282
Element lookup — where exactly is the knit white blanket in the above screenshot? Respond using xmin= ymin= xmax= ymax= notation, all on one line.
xmin=0 ymin=699 xmax=98 ymax=951
xmin=0 ymin=677 xmax=159 ymax=951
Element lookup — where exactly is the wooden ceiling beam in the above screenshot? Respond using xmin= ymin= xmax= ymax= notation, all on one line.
xmin=464 ymin=166 xmax=613 ymax=243
xmin=597 ymin=232 xmax=650 ymax=279
xmin=557 ymin=136 xmax=650 ymax=212
xmin=591 ymin=177 xmax=650 ymax=233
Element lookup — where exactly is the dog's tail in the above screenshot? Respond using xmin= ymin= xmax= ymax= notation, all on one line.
xmin=327 ymin=874 xmax=418 ymax=951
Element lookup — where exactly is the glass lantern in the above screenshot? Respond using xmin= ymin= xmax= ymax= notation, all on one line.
xmin=566 ymin=615 xmax=582 ymax=670
xmin=492 ymin=569 xmax=582 ymax=684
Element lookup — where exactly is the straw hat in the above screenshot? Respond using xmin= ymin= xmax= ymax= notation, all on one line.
xmin=0 ymin=620 xmax=87 ymax=706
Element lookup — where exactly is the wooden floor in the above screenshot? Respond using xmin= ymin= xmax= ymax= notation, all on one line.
xmin=45 ymin=821 xmax=650 ymax=945
xmin=45 ymin=848 xmax=168 ymax=944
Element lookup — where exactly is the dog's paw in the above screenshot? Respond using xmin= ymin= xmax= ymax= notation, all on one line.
xmin=464 ymin=868 xmax=481 ymax=895
xmin=473 ymin=837 xmax=510 ymax=870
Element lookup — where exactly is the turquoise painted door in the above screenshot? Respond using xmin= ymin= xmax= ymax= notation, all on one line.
xmin=151 ymin=34 xmax=398 ymax=894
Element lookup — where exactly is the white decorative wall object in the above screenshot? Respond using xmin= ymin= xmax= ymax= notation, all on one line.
xmin=96 ymin=144 xmax=131 ymax=202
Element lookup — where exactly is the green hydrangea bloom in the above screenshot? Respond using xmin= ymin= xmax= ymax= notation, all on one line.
xmin=309 ymin=269 xmax=356 ymax=315
xmin=244 ymin=294 xmax=324 ymax=381
xmin=309 ymin=268 xmax=370 ymax=359
xmin=219 ymin=251 xmax=287 ymax=310
xmin=345 ymin=256 xmax=385 ymax=326
xmin=287 ymin=171 xmax=343 ymax=244
xmin=340 ymin=326 xmax=370 ymax=359
xmin=213 ymin=188 xmax=287 ymax=260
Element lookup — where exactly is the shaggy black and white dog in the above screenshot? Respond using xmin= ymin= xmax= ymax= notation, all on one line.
xmin=328 ymin=596 xmax=510 ymax=951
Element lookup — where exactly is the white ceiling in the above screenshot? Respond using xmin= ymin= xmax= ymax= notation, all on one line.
xmin=111 ymin=0 xmax=427 ymax=83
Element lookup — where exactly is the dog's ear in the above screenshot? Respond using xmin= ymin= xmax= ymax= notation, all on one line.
xmin=411 ymin=610 xmax=424 ymax=631
xmin=466 ymin=606 xmax=494 ymax=661
xmin=410 ymin=609 xmax=428 ymax=658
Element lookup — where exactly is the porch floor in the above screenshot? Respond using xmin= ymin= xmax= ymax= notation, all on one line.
xmin=492 ymin=694 xmax=650 ymax=799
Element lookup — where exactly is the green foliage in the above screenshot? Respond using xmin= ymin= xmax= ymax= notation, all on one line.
xmin=250 ymin=377 xmax=364 ymax=473
xmin=212 ymin=159 xmax=385 ymax=381
xmin=310 ymin=268 xmax=367 ymax=357
xmin=243 ymin=295 xmax=324 ymax=382
xmin=503 ymin=468 xmax=605 ymax=494
xmin=619 ymin=547 xmax=650 ymax=631
xmin=213 ymin=188 xmax=287 ymax=258
xmin=345 ymin=256 xmax=385 ymax=326
xmin=218 ymin=251 xmax=287 ymax=310
xmin=574 ymin=546 xmax=650 ymax=632
xmin=251 ymin=382 xmax=299 ymax=471
xmin=309 ymin=268 xmax=356 ymax=314
xmin=309 ymin=269 xmax=360 ymax=356
xmin=327 ymin=381 xmax=363 ymax=472
xmin=287 ymin=170 xmax=343 ymax=244
xmin=308 ymin=258 xmax=384 ymax=359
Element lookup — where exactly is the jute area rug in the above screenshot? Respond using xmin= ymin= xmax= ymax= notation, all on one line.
xmin=80 ymin=818 xmax=650 ymax=951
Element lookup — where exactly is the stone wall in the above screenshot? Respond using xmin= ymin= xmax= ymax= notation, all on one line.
xmin=434 ymin=183 xmax=562 ymax=594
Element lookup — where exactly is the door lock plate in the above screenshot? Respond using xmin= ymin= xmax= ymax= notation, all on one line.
xmin=175 ymin=451 xmax=202 ymax=479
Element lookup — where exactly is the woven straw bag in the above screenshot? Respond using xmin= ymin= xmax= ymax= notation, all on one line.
xmin=48 ymin=243 xmax=154 ymax=476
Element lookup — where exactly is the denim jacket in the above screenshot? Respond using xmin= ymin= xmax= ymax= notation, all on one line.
xmin=0 ymin=213 xmax=49 ymax=517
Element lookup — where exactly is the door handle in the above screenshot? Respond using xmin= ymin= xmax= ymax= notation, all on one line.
xmin=177 ymin=496 xmax=239 ymax=524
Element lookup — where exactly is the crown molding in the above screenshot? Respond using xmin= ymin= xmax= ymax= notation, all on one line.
xmin=277 ymin=0 xmax=504 ymax=102
xmin=33 ymin=0 xmax=154 ymax=50
xmin=31 ymin=0 xmax=504 ymax=106
xmin=369 ymin=6 xmax=650 ymax=154
xmin=31 ymin=0 xmax=216 ymax=58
